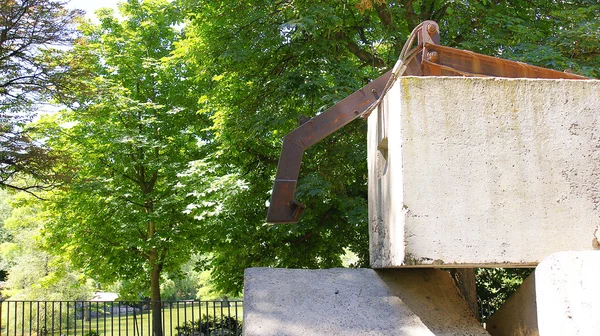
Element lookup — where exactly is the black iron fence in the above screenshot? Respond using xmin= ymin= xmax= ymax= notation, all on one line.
xmin=0 ymin=300 xmax=243 ymax=336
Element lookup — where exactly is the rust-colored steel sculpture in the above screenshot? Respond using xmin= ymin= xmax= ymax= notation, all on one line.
xmin=267 ymin=20 xmax=587 ymax=224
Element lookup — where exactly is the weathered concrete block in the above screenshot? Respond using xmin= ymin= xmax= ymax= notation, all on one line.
xmin=368 ymin=76 xmax=600 ymax=267
xmin=243 ymin=267 xmax=488 ymax=336
xmin=486 ymin=251 xmax=600 ymax=335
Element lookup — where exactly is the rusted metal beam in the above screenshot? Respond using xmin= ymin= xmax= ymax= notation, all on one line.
xmin=267 ymin=71 xmax=392 ymax=223
xmin=266 ymin=23 xmax=437 ymax=224
xmin=267 ymin=20 xmax=588 ymax=224
xmin=422 ymin=43 xmax=587 ymax=79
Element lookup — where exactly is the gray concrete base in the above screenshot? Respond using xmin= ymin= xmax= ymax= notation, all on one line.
xmin=243 ymin=268 xmax=488 ymax=335
xmin=486 ymin=251 xmax=600 ymax=335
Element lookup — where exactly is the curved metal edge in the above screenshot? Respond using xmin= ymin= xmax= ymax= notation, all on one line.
xmin=266 ymin=70 xmax=393 ymax=223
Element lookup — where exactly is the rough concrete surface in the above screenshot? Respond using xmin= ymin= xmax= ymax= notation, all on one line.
xmin=536 ymin=251 xmax=600 ymax=335
xmin=243 ymin=267 xmax=488 ymax=336
xmin=486 ymin=251 xmax=600 ymax=335
xmin=485 ymin=274 xmax=538 ymax=336
xmin=368 ymin=76 xmax=600 ymax=267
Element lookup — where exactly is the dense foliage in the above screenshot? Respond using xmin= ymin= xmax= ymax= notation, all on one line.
xmin=0 ymin=190 xmax=93 ymax=300
xmin=0 ymin=0 xmax=82 ymax=193
xmin=177 ymin=0 xmax=599 ymax=295
xmin=0 ymin=0 xmax=597 ymax=323
xmin=38 ymin=1 xmax=208 ymax=333
xmin=476 ymin=268 xmax=534 ymax=321
xmin=175 ymin=316 xmax=242 ymax=336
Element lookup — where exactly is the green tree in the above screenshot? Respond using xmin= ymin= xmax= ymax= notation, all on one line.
xmin=441 ymin=0 xmax=599 ymax=78
xmin=0 ymin=188 xmax=14 ymax=281
xmin=476 ymin=268 xmax=533 ymax=321
xmin=178 ymin=0 xmax=599 ymax=296
xmin=41 ymin=1 xmax=208 ymax=334
xmin=160 ymin=256 xmax=202 ymax=301
xmin=0 ymin=192 xmax=94 ymax=300
xmin=0 ymin=0 xmax=83 ymax=193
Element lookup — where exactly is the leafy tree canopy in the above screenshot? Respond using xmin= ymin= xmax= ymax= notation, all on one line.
xmin=177 ymin=0 xmax=599 ymax=295
xmin=0 ymin=0 xmax=82 ymax=193
xmin=9 ymin=0 xmax=595 ymax=305
xmin=40 ymin=0 xmax=209 ymax=333
xmin=0 ymin=191 xmax=94 ymax=300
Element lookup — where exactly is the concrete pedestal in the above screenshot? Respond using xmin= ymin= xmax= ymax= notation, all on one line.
xmin=243 ymin=268 xmax=488 ymax=336
xmin=368 ymin=77 xmax=600 ymax=267
xmin=486 ymin=251 xmax=600 ymax=335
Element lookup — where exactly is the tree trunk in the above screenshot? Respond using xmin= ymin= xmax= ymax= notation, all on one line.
xmin=145 ymin=199 xmax=163 ymax=336
xmin=450 ymin=268 xmax=479 ymax=320
xmin=150 ymin=248 xmax=163 ymax=336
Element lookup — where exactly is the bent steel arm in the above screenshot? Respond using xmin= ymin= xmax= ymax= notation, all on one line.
xmin=266 ymin=71 xmax=392 ymax=223
xmin=266 ymin=21 xmax=438 ymax=224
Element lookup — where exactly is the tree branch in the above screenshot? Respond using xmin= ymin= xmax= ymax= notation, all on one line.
xmin=1 ymin=182 xmax=47 ymax=200
xmin=374 ymin=2 xmax=393 ymax=28
xmin=334 ymin=31 xmax=386 ymax=67
xmin=401 ymin=0 xmax=419 ymax=29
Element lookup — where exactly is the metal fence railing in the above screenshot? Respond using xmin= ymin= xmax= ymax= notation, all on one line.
xmin=0 ymin=300 xmax=243 ymax=336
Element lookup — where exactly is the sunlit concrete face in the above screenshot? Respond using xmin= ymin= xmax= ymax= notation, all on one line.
xmin=368 ymin=76 xmax=600 ymax=268
xmin=243 ymin=268 xmax=488 ymax=336
xmin=485 ymin=251 xmax=600 ymax=335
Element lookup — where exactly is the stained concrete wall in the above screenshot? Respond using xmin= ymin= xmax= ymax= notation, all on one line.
xmin=243 ymin=268 xmax=488 ymax=336
xmin=486 ymin=251 xmax=600 ymax=335
xmin=368 ymin=76 xmax=600 ymax=267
